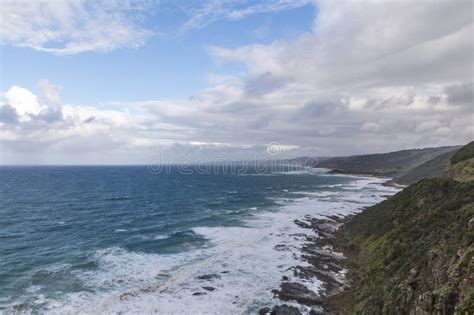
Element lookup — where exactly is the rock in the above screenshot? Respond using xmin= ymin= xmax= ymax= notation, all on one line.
xmin=270 ymin=304 xmax=302 ymax=315
xmin=202 ymin=286 xmax=215 ymax=291
xmin=468 ymin=217 xmax=474 ymax=229
xmin=196 ymin=274 xmax=221 ymax=280
xmin=275 ymin=244 xmax=290 ymax=251
xmin=277 ymin=282 xmax=322 ymax=306
xmin=294 ymin=219 xmax=312 ymax=229
xmin=12 ymin=303 xmax=27 ymax=312
xmin=294 ymin=265 xmax=344 ymax=296
xmin=258 ymin=307 xmax=271 ymax=314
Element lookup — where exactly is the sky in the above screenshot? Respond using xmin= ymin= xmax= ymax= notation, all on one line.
xmin=0 ymin=0 xmax=473 ymax=165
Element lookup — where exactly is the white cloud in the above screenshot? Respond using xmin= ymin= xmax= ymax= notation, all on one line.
xmin=0 ymin=0 xmax=156 ymax=55
xmin=211 ymin=19 xmax=472 ymax=88
xmin=38 ymin=79 xmax=61 ymax=108
xmin=180 ymin=0 xmax=313 ymax=33
xmin=203 ymin=0 xmax=473 ymax=151
xmin=0 ymin=81 xmax=163 ymax=164
xmin=5 ymin=85 xmax=42 ymax=120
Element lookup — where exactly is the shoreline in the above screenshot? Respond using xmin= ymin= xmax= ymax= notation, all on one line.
xmin=258 ymin=215 xmax=352 ymax=314
xmin=259 ymin=175 xmax=400 ymax=314
xmin=320 ymin=168 xmax=407 ymax=188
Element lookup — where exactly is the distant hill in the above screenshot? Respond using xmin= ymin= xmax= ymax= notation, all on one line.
xmin=387 ymin=149 xmax=458 ymax=185
xmin=392 ymin=141 xmax=474 ymax=185
xmin=314 ymin=146 xmax=460 ymax=178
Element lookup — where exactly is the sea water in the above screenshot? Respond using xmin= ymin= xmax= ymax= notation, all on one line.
xmin=0 ymin=165 xmax=399 ymax=314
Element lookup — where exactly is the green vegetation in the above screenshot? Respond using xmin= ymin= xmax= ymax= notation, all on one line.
xmin=338 ymin=178 xmax=474 ymax=314
xmin=330 ymin=142 xmax=474 ymax=314
xmin=444 ymin=141 xmax=474 ymax=183
xmin=393 ymin=141 xmax=474 ymax=185
xmin=444 ymin=158 xmax=474 ymax=183
xmin=451 ymin=141 xmax=474 ymax=164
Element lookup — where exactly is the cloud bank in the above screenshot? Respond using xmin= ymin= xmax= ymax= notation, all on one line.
xmin=1 ymin=0 xmax=473 ymax=164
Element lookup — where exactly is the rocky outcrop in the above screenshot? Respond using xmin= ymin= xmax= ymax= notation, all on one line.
xmin=259 ymin=304 xmax=302 ymax=315
xmin=276 ymin=282 xmax=322 ymax=306
xmin=260 ymin=217 xmax=350 ymax=314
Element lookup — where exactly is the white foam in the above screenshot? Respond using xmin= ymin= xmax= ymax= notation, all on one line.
xmin=135 ymin=234 xmax=170 ymax=241
xmin=291 ymin=191 xmax=338 ymax=197
xmin=0 ymin=296 xmax=12 ymax=302
xmin=25 ymin=285 xmax=42 ymax=294
xmin=23 ymin=175 xmax=399 ymax=314
xmin=152 ymin=234 xmax=170 ymax=240
xmin=238 ymin=166 xmax=328 ymax=177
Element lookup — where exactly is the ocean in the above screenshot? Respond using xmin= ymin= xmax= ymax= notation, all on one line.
xmin=0 ymin=165 xmax=398 ymax=314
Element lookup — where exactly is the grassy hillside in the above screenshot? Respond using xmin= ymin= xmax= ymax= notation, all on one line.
xmin=451 ymin=141 xmax=474 ymax=164
xmin=445 ymin=159 xmax=474 ymax=183
xmin=444 ymin=141 xmax=474 ymax=183
xmin=335 ymin=179 xmax=474 ymax=314
xmin=389 ymin=149 xmax=458 ymax=185
xmin=329 ymin=142 xmax=474 ymax=314
xmin=316 ymin=146 xmax=459 ymax=177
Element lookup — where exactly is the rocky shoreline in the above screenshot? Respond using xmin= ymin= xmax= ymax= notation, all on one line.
xmin=259 ymin=215 xmax=353 ymax=315
xmin=262 ymin=175 xmax=474 ymax=314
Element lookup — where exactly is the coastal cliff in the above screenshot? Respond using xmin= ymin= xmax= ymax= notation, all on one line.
xmin=331 ymin=178 xmax=473 ymax=314
xmin=329 ymin=142 xmax=474 ymax=314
